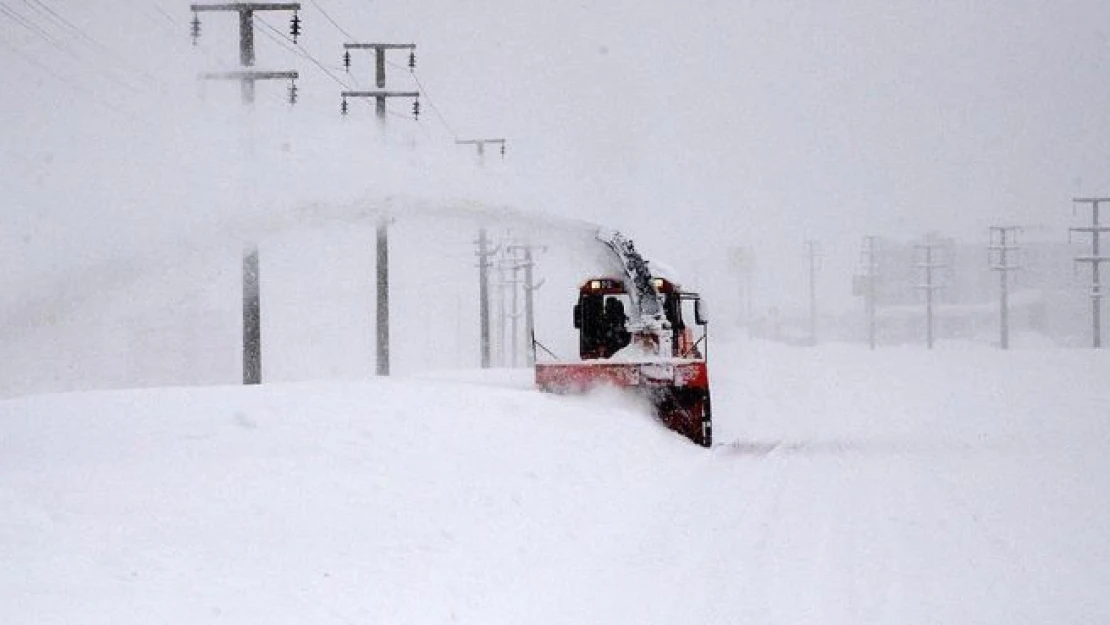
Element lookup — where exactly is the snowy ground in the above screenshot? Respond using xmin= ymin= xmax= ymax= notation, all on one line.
xmin=2 ymin=339 xmax=1108 ymax=625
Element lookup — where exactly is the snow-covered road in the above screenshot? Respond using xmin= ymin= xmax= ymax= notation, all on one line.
xmin=1 ymin=340 xmax=1107 ymax=624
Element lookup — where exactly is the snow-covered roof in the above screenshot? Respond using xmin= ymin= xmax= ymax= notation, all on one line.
xmin=647 ymin=259 xmax=683 ymax=286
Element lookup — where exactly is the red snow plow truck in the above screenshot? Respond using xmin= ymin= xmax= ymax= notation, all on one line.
xmin=534 ymin=231 xmax=712 ymax=447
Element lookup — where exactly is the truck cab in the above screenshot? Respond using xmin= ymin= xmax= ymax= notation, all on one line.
xmin=573 ymin=276 xmax=707 ymax=360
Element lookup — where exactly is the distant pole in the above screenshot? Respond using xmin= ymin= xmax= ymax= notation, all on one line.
xmin=508 ymin=242 xmax=545 ymax=367
xmin=522 ymin=247 xmax=537 ymax=366
xmin=926 ymin=245 xmax=934 ymax=349
xmin=1071 ymin=198 xmax=1110 ymax=348
xmin=191 ymin=2 xmax=301 ymax=385
xmin=494 ymin=238 xmax=525 ymax=366
xmin=857 ymin=236 xmax=880 ymax=350
xmin=989 ymin=226 xmax=1022 ymax=350
xmin=805 ymin=240 xmax=819 ymax=345
xmin=475 ymin=228 xmax=497 ymax=368
xmin=746 ymin=271 xmax=753 ymax=326
xmin=867 ymin=238 xmax=877 ymax=350
xmin=510 ymin=259 xmax=521 ymax=368
xmin=915 ymin=237 xmax=947 ymax=350
xmin=496 ymin=251 xmax=507 ymax=366
xmin=456 ymin=138 xmax=506 ymax=166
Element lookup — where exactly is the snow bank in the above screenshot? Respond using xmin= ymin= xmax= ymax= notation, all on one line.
xmin=2 ymin=339 xmax=1109 ymax=624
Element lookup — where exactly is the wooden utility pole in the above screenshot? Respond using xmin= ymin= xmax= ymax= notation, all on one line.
xmin=494 ymin=251 xmax=517 ymax=367
xmin=474 ymin=229 xmax=498 ymax=368
xmin=341 ymin=43 xmax=419 ymax=125
xmin=915 ymin=237 xmax=947 ymax=350
xmin=1071 ymin=198 xmax=1110 ymax=348
xmin=191 ymin=3 xmax=301 ymax=104
xmin=341 ymin=42 xmax=420 ymax=376
xmin=855 ymin=236 xmax=880 ymax=350
xmin=989 ymin=226 xmax=1022 ymax=350
xmin=507 ymin=242 xmax=545 ymax=367
xmin=456 ymin=138 xmax=506 ymax=165
xmin=191 ymin=2 xmax=300 ymax=385
xmin=804 ymin=240 xmax=819 ymax=346
xmin=463 ymin=144 xmax=505 ymax=369
xmin=510 ymin=258 xmax=521 ymax=367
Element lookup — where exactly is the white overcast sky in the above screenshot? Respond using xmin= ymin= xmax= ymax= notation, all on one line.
xmin=3 ymin=0 xmax=1110 ymax=313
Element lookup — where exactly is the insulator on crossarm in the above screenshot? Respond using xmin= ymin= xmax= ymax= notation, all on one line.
xmin=343 ymin=50 xmax=351 ymax=72
xmin=288 ymin=81 xmax=298 ymax=105
xmin=408 ymin=50 xmax=416 ymax=71
xmin=290 ymin=12 xmax=302 ymax=43
xmin=341 ymin=98 xmax=349 ymax=117
xmin=500 ymin=143 xmax=506 ymax=158
xmin=412 ymin=98 xmax=420 ymax=120
xmin=190 ymin=13 xmax=201 ymax=45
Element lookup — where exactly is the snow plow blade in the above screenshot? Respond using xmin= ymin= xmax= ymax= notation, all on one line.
xmin=535 ymin=361 xmax=712 ymax=447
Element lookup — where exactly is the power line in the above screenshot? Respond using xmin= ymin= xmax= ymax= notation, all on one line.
xmin=0 ymin=7 xmax=193 ymax=125
xmin=17 ymin=0 xmax=169 ymax=92
xmin=21 ymin=0 xmax=104 ymax=52
xmin=385 ymin=107 xmax=413 ymax=121
xmin=305 ymin=0 xmax=354 ymax=42
xmin=254 ymin=13 xmax=351 ymax=89
xmin=150 ymin=4 xmax=179 ymax=30
xmin=28 ymin=0 xmax=166 ymax=87
xmin=141 ymin=4 xmax=235 ymax=73
xmin=0 ymin=2 xmax=70 ymax=51
xmin=383 ymin=58 xmax=455 ymax=138
xmin=384 ymin=105 xmax=433 ymax=138
xmin=0 ymin=2 xmax=143 ymax=93
xmin=0 ymin=37 xmax=132 ymax=119
xmin=409 ymin=69 xmax=457 ymax=138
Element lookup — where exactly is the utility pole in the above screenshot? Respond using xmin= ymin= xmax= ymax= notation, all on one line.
xmin=989 ymin=226 xmax=1022 ymax=350
xmin=507 ymin=242 xmax=545 ymax=367
xmin=494 ymin=251 xmax=507 ymax=367
xmin=340 ymin=43 xmax=419 ymax=126
xmin=456 ymin=138 xmax=506 ymax=165
xmin=191 ymin=2 xmax=301 ymax=386
xmin=191 ymin=3 xmax=302 ymax=105
xmin=494 ymin=249 xmax=520 ymax=367
xmin=474 ymin=229 xmax=498 ymax=368
xmin=855 ymin=236 xmax=880 ymax=349
xmin=463 ymin=143 xmax=506 ymax=369
xmin=341 ymin=42 xmax=420 ymax=376
xmin=488 ymin=233 xmax=525 ymax=367
xmin=804 ymin=240 xmax=819 ymax=346
xmin=510 ymin=258 xmax=521 ymax=367
xmin=915 ymin=236 xmax=947 ymax=350
xmin=1071 ymin=198 xmax=1110 ymax=348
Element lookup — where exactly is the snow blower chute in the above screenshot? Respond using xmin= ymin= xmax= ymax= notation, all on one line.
xmin=534 ymin=230 xmax=712 ymax=447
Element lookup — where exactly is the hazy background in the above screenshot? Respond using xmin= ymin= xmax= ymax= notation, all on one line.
xmin=3 ymin=0 xmax=1110 ymax=392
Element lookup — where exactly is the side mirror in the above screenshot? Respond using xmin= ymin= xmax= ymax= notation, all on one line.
xmin=573 ymin=303 xmax=582 ymax=329
xmin=694 ymin=299 xmax=708 ymax=325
